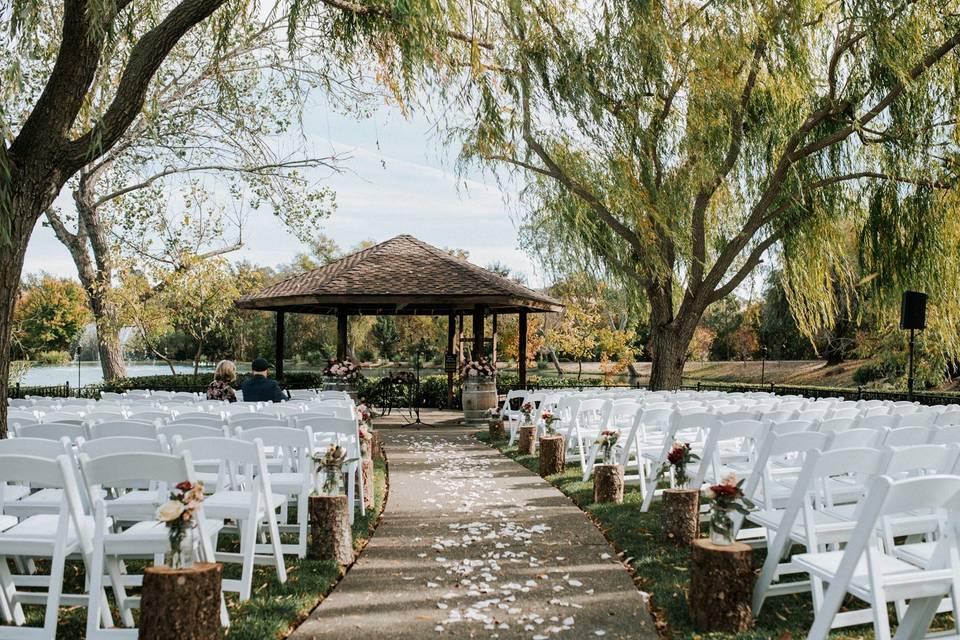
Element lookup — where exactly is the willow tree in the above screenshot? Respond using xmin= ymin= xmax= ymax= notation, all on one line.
xmin=463 ymin=0 xmax=960 ymax=389
xmin=0 ymin=0 xmax=493 ymax=436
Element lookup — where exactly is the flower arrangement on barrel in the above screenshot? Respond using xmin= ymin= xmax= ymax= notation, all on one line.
xmin=461 ymin=358 xmax=496 ymax=378
xmin=156 ymin=480 xmax=205 ymax=569
xmin=703 ymin=472 xmax=755 ymax=546
xmin=658 ymin=441 xmax=700 ymax=488
xmin=324 ymin=359 xmax=362 ymax=381
xmin=595 ymin=429 xmax=621 ymax=464
xmin=541 ymin=409 xmax=559 ymax=435
xmin=312 ymin=444 xmax=357 ymax=495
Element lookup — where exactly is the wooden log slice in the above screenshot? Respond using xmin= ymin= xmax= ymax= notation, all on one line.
xmin=661 ymin=488 xmax=700 ymax=545
xmin=689 ymin=538 xmax=754 ymax=633
xmin=308 ymin=494 xmax=354 ymax=565
xmin=139 ymin=563 xmax=222 ymax=640
xmin=362 ymin=458 xmax=375 ymax=509
xmin=517 ymin=425 xmax=537 ymax=455
xmin=371 ymin=430 xmax=385 ymax=462
xmin=593 ymin=464 xmax=624 ymax=504
xmin=538 ymin=435 xmax=566 ymax=477
xmin=489 ymin=420 xmax=506 ymax=441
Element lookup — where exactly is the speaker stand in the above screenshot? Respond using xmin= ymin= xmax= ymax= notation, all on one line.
xmin=401 ymin=343 xmax=433 ymax=428
xmin=907 ymin=327 xmax=916 ymax=402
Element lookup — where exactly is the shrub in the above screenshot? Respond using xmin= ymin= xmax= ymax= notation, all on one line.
xmin=853 ymin=362 xmax=886 ymax=385
xmin=33 ymin=350 xmax=72 ymax=365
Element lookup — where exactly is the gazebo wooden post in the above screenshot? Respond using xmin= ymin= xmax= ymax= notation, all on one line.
xmin=473 ymin=304 xmax=486 ymax=360
xmin=518 ymin=310 xmax=528 ymax=388
xmin=275 ymin=311 xmax=285 ymax=381
xmin=447 ymin=313 xmax=455 ymax=408
xmin=491 ymin=313 xmax=498 ymax=365
xmin=336 ymin=309 xmax=348 ymax=361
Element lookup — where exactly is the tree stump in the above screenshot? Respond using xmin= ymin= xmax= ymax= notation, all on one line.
xmin=308 ymin=495 xmax=354 ymax=565
xmin=517 ymin=425 xmax=537 ymax=455
xmin=593 ymin=464 xmax=624 ymax=504
xmin=689 ymin=539 xmax=754 ymax=633
xmin=538 ymin=435 xmax=566 ymax=476
xmin=139 ymin=563 xmax=222 ymax=640
xmin=489 ymin=420 xmax=506 ymax=441
xmin=371 ymin=430 xmax=385 ymax=461
xmin=362 ymin=458 xmax=375 ymax=509
xmin=661 ymin=488 xmax=700 ymax=545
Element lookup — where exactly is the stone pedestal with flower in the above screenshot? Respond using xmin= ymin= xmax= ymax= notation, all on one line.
xmin=593 ymin=430 xmax=624 ymax=504
xmin=323 ymin=359 xmax=362 ymax=399
xmin=308 ymin=444 xmax=356 ymax=564
xmin=538 ymin=410 xmax=565 ymax=476
xmin=658 ymin=441 xmax=701 ymax=545
xmin=140 ymin=481 xmax=221 ymax=640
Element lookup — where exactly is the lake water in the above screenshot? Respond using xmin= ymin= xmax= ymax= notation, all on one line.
xmin=16 ymin=362 xmax=213 ymax=388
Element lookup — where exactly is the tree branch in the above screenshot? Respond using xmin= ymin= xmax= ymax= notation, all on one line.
xmin=709 ymin=231 xmax=782 ymax=302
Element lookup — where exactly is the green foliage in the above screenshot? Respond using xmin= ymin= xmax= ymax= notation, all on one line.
xmin=370 ymin=316 xmax=401 ymax=360
xmin=853 ymin=362 xmax=886 ymax=386
xmin=32 ymin=350 xmax=72 ymax=365
xmin=12 ymin=275 xmax=91 ymax=359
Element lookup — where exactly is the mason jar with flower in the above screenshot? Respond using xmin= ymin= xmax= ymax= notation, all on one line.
xmin=595 ymin=429 xmax=621 ymax=464
xmin=703 ymin=473 xmax=755 ymax=546
xmin=156 ymin=480 xmax=205 ymax=569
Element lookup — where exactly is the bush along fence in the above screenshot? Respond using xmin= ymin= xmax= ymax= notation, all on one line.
xmin=8 ymin=371 xmax=959 ymax=409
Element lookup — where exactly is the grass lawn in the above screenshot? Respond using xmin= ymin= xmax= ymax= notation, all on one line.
xmin=477 ymin=432 xmax=954 ymax=640
xmin=28 ymin=460 xmax=387 ymax=639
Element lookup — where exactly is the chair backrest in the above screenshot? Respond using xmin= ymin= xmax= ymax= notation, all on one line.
xmin=83 ymin=409 xmax=126 ymax=423
xmin=883 ymin=443 xmax=959 ymax=476
xmin=293 ymin=415 xmax=358 ymax=451
xmin=794 ymin=409 xmax=829 ymax=423
xmin=39 ymin=412 xmax=85 ymax=425
xmin=827 ymin=407 xmax=861 ymax=420
xmin=882 ymin=426 xmax=935 ymax=447
xmin=16 ymin=422 xmax=85 ymax=441
xmin=769 ymin=419 xmax=814 ymax=435
xmin=171 ymin=413 xmax=224 ymax=427
xmin=855 ymin=414 xmax=898 ymax=431
xmin=79 ymin=436 xmax=167 ymax=459
xmin=502 ymin=389 xmax=528 ymax=413
xmin=816 ymin=417 xmax=855 ymax=434
xmin=229 ymin=414 xmax=290 ymax=429
xmin=0 ymin=436 xmax=71 ymax=458
xmin=896 ymin=411 xmax=937 ymax=428
xmin=0 ymin=454 xmax=88 ymax=546
xmin=761 ymin=409 xmax=797 ymax=425
xmin=86 ymin=420 xmax=159 ymax=440
xmin=932 ymin=426 xmax=960 ymax=445
xmin=934 ymin=410 xmax=960 ymax=427
xmin=715 ymin=409 xmax=761 ymax=422
xmin=158 ymin=423 xmax=228 ymax=442
xmin=828 ymin=427 xmax=886 ymax=449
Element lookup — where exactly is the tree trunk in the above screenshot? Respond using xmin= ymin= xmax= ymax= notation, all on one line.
xmin=648 ymin=324 xmax=692 ymax=391
xmin=139 ymin=563 xmax=223 ymax=640
xmin=90 ymin=295 xmax=127 ymax=381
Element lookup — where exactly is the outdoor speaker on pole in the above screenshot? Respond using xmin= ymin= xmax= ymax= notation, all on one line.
xmin=900 ymin=291 xmax=928 ymax=330
xmin=900 ymin=291 xmax=928 ymax=401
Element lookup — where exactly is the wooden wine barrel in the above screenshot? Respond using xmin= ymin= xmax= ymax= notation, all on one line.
xmin=462 ymin=377 xmax=498 ymax=424
xmin=323 ymin=377 xmax=358 ymax=401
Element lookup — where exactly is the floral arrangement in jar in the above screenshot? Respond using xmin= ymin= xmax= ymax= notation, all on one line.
xmin=358 ymin=424 xmax=374 ymax=457
xmin=657 ymin=441 xmax=699 ymax=489
xmin=703 ymin=473 xmax=755 ymax=546
xmin=156 ymin=480 xmax=205 ymax=569
xmin=312 ymin=444 xmax=357 ymax=495
xmin=324 ymin=359 xmax=362 ymax=381
xmin=541 ymin=410 xmax=560 ymax=436
xmin=485 ymin=407 xmax=503 ymax=427
xmin=461 ymin=358 xmax=497 ymax=378
xmin=594 ymin=429 xmax=621 ymax=464
xmin=520 ymin=402 xmax=535 ymax=425
xmin=356 ymin=403 xmax=376 ymax=427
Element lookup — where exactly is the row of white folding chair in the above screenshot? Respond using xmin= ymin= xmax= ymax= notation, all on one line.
xmin=749 ymin=442 xmax=960 ymax=631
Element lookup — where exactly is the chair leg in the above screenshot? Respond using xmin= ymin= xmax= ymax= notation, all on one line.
xmin=266 ymin=509 xmax=288 ymax=584
xmin=347 ymin=473 xmax=356 ymax=525
xmin=0 ymin=555 xmax=25 ymax=625
xmin=106 ymin=556 xmax=135 ymax=627
xmin=43 ymin=532 xmax=69 ymax=637
xmin=356 ymin=464 xmax=366 ymax=517
xmin=238 ymin=518 xmax=258 ymax=601
xmin=297 ymin=493 xmax=309 ymax=559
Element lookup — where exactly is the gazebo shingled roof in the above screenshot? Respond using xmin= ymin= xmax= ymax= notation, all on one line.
xmin=235 ymin=234 xmax=563 ymax=315
xmin=236 ymin=234 xmax=563 ymax=391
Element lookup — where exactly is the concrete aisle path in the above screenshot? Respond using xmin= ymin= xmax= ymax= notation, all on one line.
xmin=291 ymin=417 xmax=657 ymax=640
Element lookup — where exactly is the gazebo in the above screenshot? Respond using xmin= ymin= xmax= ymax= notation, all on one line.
xmin=235 ymin=234 xmax=564 ymax=401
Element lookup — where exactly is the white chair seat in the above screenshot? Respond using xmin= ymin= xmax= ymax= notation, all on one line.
xmin=0 ymin=515 xmax=16 ymax=532
xmin=5 ymin=488 xmax=67 ymax=517
xmin=794 ymin=549 xmax=939 ymax=600
xmin=269 ymin=472 xmax=309 ymax=493
xmin=203 ymin=491 xmax=285 ymax=520
xmin=0 ymin=514 xmax=95 ymax=554
xmin=749 ymin=508 xmax=854 ymax=541
xmin=104 ymin=519 xmax=225 ymax=555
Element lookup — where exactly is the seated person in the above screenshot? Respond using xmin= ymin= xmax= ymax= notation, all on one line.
xmin=206 ymin=360 xmax=238 ymax=402
xmin=240 ymin=358 xmax=285 ymax=403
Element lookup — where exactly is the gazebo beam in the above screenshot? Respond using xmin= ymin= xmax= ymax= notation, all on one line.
xmin=337 ymin=309 xmax=348 ymax=361
xmin=275 ymin=311 xmax=285 ymax=381
xmin=447 ymin=313 xmax=455 ymax=408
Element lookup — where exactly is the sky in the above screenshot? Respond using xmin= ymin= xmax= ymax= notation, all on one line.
xmin=22 ymin=93 xmax=549 ymax=287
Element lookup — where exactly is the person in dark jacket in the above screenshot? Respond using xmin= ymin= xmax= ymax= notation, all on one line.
xmin=240 ymin=358 xmax=285 ymax=403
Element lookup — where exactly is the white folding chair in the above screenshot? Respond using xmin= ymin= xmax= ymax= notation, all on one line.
xmin=85 ymin=420 xmax=159 ymax=441
xmin=293 ymin=414 xmax=364 ymax=522
xmin=16 ymin=422 xmax=84 ymax=442
xmin=172 ymin=437 xmax=287 ymax=600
